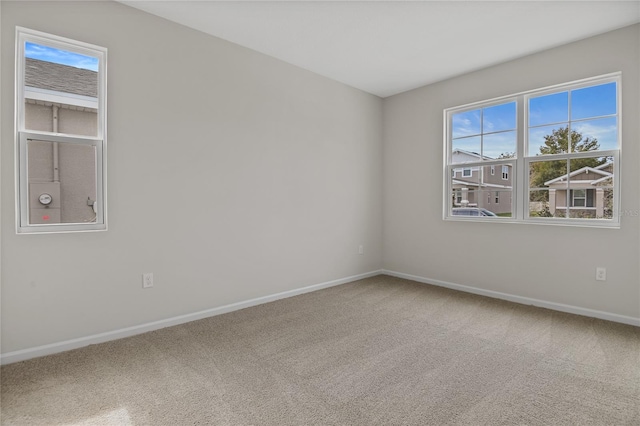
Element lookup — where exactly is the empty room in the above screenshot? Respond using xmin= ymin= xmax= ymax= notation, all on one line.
xmin=1 ymin=1 xmax=639 ymax=425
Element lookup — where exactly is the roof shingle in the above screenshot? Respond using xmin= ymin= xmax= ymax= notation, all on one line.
xmin=25 ymin=58 xmax=97 ymax=98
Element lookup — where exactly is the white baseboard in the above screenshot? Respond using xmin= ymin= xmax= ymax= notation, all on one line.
xmin=0 ymin=270 xmax=383 ymax=365
xmin=383 ymin=269 xmax=640 ymax=327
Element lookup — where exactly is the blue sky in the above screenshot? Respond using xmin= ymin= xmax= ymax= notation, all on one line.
xmin=25 ymin=42 xmax=98 ymax=72
xmin=452 ymin=82 xmax=617 ymax=159
xmin=452 ymin=102 xmax=517 ymax=159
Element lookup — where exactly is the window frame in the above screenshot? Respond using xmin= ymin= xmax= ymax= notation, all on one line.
xmin=15 ymin=27 xmax=107 ymax=234
xmin=443 ymin=73 xmax=621 ymax=228
xmin=572 ymin=189 xmax=587 ymax=208
xmin=501 ymin=165 xmax=509 ymax=180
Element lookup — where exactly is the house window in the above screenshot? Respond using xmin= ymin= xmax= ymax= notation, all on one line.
xmin=570 ymin=189 xmax=595 ymax=208
xmin=446 ymin=99 xmax=517 ymax=219
xmin=462 ymin=168 xmax=472 ymax=177
xmin=15 ymin=27 xmax=107 ymax=233
xmin=571 ymin=189 xmax=586 ymax=207
xmin=445 ymin=73 xmax=620 ymax=226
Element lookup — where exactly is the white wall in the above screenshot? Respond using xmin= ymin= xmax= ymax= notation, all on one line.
xmin=383 ymin=24 xmax=640 ymax=320
xmin=1 ymin=1 xmax=383 ymax=354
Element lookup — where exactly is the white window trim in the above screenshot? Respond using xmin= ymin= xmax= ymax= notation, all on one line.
xmin=443 ymin=72 xmax=621 ymax=228
xmin=571 ymin=189 xmax=587 ymax=207
xmin=501 ymin=165 xmax=509 ymax=180
xmin=15 ymin=27 xmax=107 ymax=234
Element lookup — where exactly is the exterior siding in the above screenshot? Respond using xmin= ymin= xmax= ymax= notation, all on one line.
xmin=25 ymin=101 xmax=98 ymax=223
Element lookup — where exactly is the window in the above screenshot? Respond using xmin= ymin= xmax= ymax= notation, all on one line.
xmin=455 ymin=190 xmax=462 ymax=204
xmin=444 ymin=73 xmax=620 ymax=226
xmin=571 ymin=189 xmax=586 ymax=207
xmin=462 ymin=168 xmax=472 ymax=177
xmin=16 ymin=27 xmax=107 ymax=233
xmin=569 ymin=189 xmax=595 ymax=208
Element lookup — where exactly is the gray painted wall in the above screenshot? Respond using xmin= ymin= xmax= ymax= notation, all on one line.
xmin=382 ymin=24 xmax=640 ymax=319
xmin=1 ymin=1 xmax=383 ymax=353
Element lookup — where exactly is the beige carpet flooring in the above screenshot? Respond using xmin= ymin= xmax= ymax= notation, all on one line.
xmin=1 ymin=275 xmax=639 ymax=425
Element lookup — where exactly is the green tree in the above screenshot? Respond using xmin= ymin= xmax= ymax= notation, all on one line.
xmin=530 ymin=127 xmax=603 ymax=189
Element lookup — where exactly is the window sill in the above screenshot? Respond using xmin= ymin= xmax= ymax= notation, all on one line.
xmin=444 ymin=215 xmax=620 ymax=229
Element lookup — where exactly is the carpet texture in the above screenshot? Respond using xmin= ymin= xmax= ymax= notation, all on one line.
xmin=1 ymin=275 xmax=639 ymax=425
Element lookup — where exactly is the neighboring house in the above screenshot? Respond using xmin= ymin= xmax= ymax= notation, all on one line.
xmin=24 ymin=58 xmax=98 ymax=224
xmin=544 ymin=162 xmax=613 ymax=218
xmin=451 ymin=149 xmax=512 ymax=215
xmin=25 ymin=57 xmax=97 ymax=135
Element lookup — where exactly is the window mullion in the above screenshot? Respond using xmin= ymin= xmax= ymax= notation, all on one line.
xmin=515 ymin=94 xmax=526 ymax=221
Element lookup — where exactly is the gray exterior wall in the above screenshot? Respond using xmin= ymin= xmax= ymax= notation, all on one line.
xmin=452 ymin=164 xmax=513 ymax=214
xmin=25 ymin=102 xmax=98 ymax=223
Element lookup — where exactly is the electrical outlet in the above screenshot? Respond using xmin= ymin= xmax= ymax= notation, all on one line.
xmin=595 ymin=267 xmax=606 ymax=281
xmin=142 ymin=273 xmax=154 ymax=288
xmin=358 ymin=245 xmax=364 ymax=255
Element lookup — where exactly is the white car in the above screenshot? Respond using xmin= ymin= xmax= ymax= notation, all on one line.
xmin=452 ymin=207 xmax=497 ymax=217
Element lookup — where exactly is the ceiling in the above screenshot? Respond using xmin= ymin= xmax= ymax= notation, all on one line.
xmin=119 ymin=1 xmax=640 ymax=98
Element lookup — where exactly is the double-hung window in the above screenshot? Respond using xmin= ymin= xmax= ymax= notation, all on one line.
xmin=15 ymin=27 xmax=107 ymax=233
xmin=444 ymin=73 xmax=620 ymax=227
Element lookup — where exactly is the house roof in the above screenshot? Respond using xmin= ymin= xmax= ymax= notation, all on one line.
xmin=452 ymin=149 xmax=485 ymax=160
xmin=25 ymin=58 xmax=97 ymax=98
xmin=592 ymin=174 xmax=613 ymax=185
xmin=544 ymin=164 xmax=613 ymax=186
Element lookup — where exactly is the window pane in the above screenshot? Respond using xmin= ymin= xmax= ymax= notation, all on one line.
xmin=571 ymin=82 xmax=616 ymax=120
xmin=452 ymin=166 xmax=479 ymax=187
xmin=528 ymin=125 xmax=568 ymax=156
xmin=452 ymin=136 xmax=481 ymax=162
xmin=529 ymin=159 xmax=567 ymax=217
xmin=483 ymin=131 xmax=516 ymax=159
xmin=451 ymin=166 xmax=480 ymax=214
xmin=571 ymin=117 xmax=617 ymax=151
xmin=483 ymin=102 xmax=516 ymax=133
xmin=566 ymin=156 xmax=614 ymax=220
xmin=602 ymin=188 xmax=614 ymax=219
xmin=481 ymin=161 xmax=513 ymax=217
xmin=568 ymin=155 xmax=611 ymax=174
xmin=452 ymin=109 xmax=481 ymax=138
xmin=27 ymin=139 xmax=97 ymax=224
xmin=486 ymin=189 xmax=512 ymax=217
xmin=529 ymin=91 xmax=568 ymax=127
xmin=529 ymin=190 xmax=552 ymax=217
xmin=529 ymin=159 xmax=567 ymax=189
xmin=24 ymin=42 xmax=99 ymax=137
